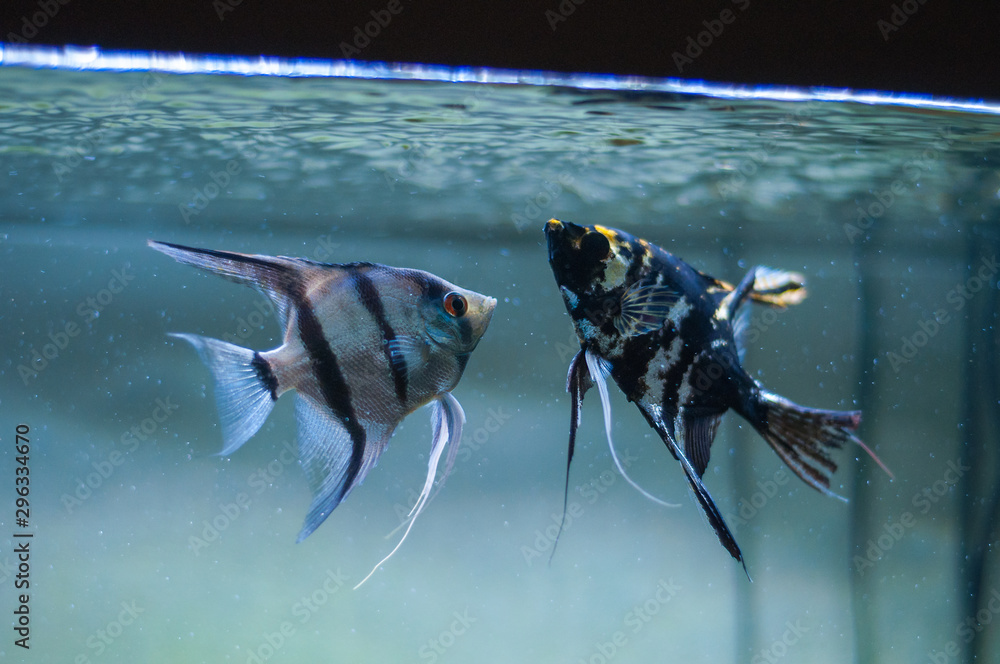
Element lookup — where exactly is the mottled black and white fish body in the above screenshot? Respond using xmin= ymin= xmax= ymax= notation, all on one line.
xmin=544 ymin=219 xmax=891 ymax=574
xmin=149 ymin=240 xmax=495 ymax=586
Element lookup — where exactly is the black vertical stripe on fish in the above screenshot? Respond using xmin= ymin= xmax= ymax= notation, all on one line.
xmin=294 ymin=283 xmax=367 ymax=504
xmin=624 ymin=246 xmax=646 ymax=286
xmin=252 ymin=351 xmax=279 ymax=401
xmin=457 ymin=319 xmax=473 ymax=349
xmin=353 ymin=270 xmax=408 ymax=404
xmin=609 ymin=330 xmax=662 ymax=399
xmin=658 ymin=315 xmax=706 ymax=418
xmin=420 ymin=272 xmax=447 ymax=302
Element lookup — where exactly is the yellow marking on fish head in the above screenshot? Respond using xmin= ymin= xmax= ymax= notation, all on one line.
xmin=592 ymin=224 xmax=633 ymax=290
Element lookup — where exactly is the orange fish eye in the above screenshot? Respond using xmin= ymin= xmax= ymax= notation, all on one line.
xmin=444 ymin=291 xmax=468 ymax=317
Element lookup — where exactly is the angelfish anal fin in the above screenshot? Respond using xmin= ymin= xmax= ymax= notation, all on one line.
xmin=681 ymin=411 xmax=723 ymax=479
xmin=651 ymin=412 xmax=750 ymax=580
xmin=295 ymin=394 xmax=379 ymax=543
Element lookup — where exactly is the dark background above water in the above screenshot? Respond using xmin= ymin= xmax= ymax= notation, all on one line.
xmin=1 ymin=0 xmax=999 ymax=100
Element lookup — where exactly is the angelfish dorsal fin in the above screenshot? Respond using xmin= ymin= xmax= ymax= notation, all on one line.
xmin=613 ymin=279 xmax=680 ymax=337
xmin=749 ymin=266 xmax=807 ymax=308
xmin=732 ymin=303 xmax=752 ymax=363
xmin=148 ymin=240 xmax=298 ymax=329
xmin=720 ymin=267 xmax=758 ymax=323
xmin=730 ymin=266 xmax=807 ymax=360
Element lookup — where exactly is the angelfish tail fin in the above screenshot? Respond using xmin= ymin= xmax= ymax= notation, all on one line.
xmin=754 ymin=390 xmax=894 ymax=499
xmin=170 ymin=333 xmax=277 ymax=455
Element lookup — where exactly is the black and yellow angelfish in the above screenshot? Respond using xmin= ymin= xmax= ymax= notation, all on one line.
xmin=544 ymin=219 xmax=891 ymax=575
xmin=149 ymin=240 xmax=496 ymax=586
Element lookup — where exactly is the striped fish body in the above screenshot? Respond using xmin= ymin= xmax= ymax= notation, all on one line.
xmin=544 ymin=219 xmax=890 ymax=574
xmin=149 ymin=240 xmax=495 ymax=579
xmin=264 ymin=264 xmax=478 ymax=425
xmin=554 ymin=226 xmax=749 ymax=420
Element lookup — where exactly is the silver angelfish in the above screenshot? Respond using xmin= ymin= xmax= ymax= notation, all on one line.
xmin=149 ymin=240 xmax=496 ymax=586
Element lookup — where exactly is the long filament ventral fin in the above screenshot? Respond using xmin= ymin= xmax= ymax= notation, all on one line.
xmin=353 ymin=393 xmax=465 ymax=590
xmin=584 ymin=351 xmax=679 ymax=509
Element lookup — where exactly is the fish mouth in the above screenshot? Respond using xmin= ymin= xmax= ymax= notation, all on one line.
xmin=544 ymin=218 xmax=587 ymax=242
xmin=482 ymin=296 xmax=498 ymax=321
xmin=543 ymin=219 xmax=563 ymax=260
xmin=468 ymin=295 xmax=497 ymax=346
xmin=544 ymin=218 xmax=588 ymax=264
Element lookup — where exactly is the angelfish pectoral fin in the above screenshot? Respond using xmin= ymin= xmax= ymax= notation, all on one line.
xmin=613 ymin=280 xmax=681 ymax=337
xmin=584 ymin=351 xmax=680 ymax=509
xmin=354 ymin=392 xmax=465 ymax=590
